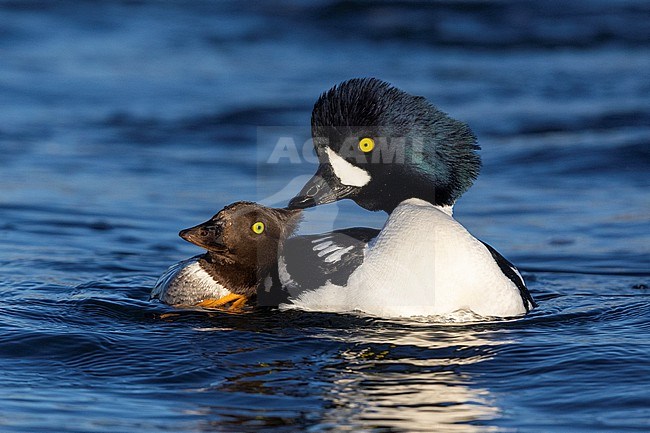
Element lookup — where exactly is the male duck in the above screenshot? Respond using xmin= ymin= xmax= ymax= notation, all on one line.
xmin=285 ymin=78 xmax=536 ymax=318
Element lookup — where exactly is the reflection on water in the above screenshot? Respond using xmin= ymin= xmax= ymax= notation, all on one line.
xmin=186 ymin=317 xmax=508 ymax=431
xmin=326 ymin=372 xmax=498 ymax=432
xmin=324 ymin=326 xmax=504 ymax=431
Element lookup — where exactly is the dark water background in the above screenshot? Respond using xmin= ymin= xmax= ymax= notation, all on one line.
xmin=1 ymin=1 xmax=649 ymax=431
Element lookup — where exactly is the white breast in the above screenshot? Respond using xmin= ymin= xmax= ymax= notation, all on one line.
xmin=286 ymin=198 xmax=527 ymax=318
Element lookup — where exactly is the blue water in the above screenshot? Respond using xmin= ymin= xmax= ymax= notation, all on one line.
xmin=1 ymin=1 xmax=649 ymax=431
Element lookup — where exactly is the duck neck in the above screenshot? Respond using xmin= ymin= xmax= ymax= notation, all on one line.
xmin=397 ymin=197 xmax=454 ymax=217
xmin=199 ymin=253 xmax=259 ymax=297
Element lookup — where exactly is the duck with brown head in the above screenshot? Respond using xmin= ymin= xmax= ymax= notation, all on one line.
xmin=151 ymin=202 xmax=301 ymax=309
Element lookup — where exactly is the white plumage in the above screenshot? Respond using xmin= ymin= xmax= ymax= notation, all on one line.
xmin=286 ymin=198 xmax=528 ymax=318
xmin=151 ymin=257 xmax=232 ymax=306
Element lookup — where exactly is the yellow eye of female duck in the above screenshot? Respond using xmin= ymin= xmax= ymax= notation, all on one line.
xmin=251 ymin=222 xmax=265 ymax=234
xmin=358 ymin=137 xmax=375 ymax=153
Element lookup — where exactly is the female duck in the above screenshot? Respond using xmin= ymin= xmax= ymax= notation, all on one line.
xmin=151 ymin=202 xmax=300 ymax=309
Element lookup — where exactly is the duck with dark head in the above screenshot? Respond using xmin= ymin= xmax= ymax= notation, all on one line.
xmin=151 ymin=202 xmax=301 ymax=309
xmin=285 ymin=78 xmax=536 ymax=317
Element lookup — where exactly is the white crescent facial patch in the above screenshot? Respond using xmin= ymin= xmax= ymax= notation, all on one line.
xmin=324 ymin=147 xmax=371 ymax=187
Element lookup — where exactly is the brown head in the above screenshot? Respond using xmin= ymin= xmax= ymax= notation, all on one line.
xmin=179 ymin=201 xmax=302 ymax=275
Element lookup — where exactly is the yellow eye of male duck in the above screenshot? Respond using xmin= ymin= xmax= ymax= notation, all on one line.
xmin=251 ymin=222 xmax=265 ymax=234
xmin=358 ymin=137 xmax=375 ymax=153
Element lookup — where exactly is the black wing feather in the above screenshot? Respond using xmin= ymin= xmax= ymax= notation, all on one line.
xmin=280 ymin=227 xmax=379 ymax=294
xmin=480 ymin=241 xmax=537 ymax=312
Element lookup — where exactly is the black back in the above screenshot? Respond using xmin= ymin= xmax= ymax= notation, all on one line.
xmin=258 ymin=227 xmax=380 ymax=305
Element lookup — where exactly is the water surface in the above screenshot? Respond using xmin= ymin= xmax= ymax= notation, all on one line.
xmin=1 ymin=1 xmax=649 ymax=431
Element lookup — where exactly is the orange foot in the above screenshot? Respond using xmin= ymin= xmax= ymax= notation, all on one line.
xmin=195 ymin=293 xmax=248 ymax=310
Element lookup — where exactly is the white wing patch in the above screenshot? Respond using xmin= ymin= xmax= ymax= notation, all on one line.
xmin=312 ymin=236 xmax=331 ymax=243
xmin=325 ymin=147 xmax=371 ymax=187
xmin=324 ymin=245 xmax=354 ymax=263
xmin=313 ymin=241 xmax=333 ymax=251
xmin=317 ymin=245 xmax=342 ymax=257
xmin=312 ymin=239 xmax=353 ymax=263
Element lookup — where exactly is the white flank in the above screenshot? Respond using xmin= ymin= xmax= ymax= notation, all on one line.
xmin=286 ymin=198 xmax=528 ymax=319
xmin=151 ymin=257 xmax=233 ymax=306
xmin=325 ymin=147 xmax=371 ymax=187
